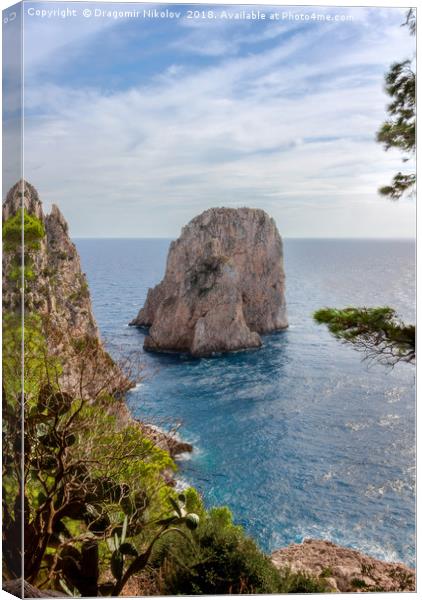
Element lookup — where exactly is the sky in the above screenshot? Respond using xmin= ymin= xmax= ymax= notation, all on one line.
xmin=3 ymin=2 xmax=417 ymax=238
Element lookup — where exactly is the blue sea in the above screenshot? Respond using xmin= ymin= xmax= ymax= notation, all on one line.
xmin=76 ymin=238 xmax=415 ymax=567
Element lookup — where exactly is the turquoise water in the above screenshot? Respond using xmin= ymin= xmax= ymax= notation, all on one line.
xmin=76 ymin=238 xmax=415 ymax=566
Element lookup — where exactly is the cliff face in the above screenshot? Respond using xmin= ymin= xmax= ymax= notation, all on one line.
xmin=2 ymin=180 xmax=130 ymax=397
xmin=271 ymin=539 xmax=415 ymax=592
xmin=130 ymin=207 xmax=287 ymax=356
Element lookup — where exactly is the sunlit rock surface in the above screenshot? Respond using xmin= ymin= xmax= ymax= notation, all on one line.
xmin=130 ymin=207 xmax=287 ymax=356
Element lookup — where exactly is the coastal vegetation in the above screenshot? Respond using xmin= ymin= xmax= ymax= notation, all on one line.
xmin=151 ymin=495 xmax=329 ymax=594
xmin=3 ymin=207 xmax=46 ymax=252
xmin=314 ymin=307 xmax=415 ymax=366
xmin=152 ymin=493 xmax=289 ymax=594
xmin=3 ymin=328 xmax=179 ymax=592
xmin=376 ymin=8 xmax=415 ymax=200
xmin=2 ymin=199 xmax=326 ymax=595
xmin=2 ymin=208 xmax=45 ymax=285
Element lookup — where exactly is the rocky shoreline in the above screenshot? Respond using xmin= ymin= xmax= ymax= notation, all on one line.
xmin=137 ymin=422 xmax=193 ymax=458
xmin=109 ymin=397 xmax=193 ymax=475
xmin=271 ymin=539 xmax=415 ymax=592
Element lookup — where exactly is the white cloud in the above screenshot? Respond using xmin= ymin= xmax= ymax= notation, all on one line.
xmin=17 ymin=8 xmax=415 ymax=238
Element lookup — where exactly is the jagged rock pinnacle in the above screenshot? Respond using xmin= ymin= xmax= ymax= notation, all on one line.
xmin=2 ymin=180 xmax=130 ymax=396
xmin=2 ymin=179 xmax=43 ymax=221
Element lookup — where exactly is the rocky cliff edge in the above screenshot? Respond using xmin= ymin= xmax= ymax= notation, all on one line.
xmin=2 ymin=180 xmax=130 ymax=398
xmin=271 ymin=539 xmax=415 ymax=592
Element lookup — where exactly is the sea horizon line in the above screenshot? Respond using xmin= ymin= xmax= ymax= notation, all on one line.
xmin=72 ymin=236 xmax=416 ymax=241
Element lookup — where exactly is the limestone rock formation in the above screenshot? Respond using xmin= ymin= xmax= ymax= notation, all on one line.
xmin=2 ymin=180 xmax=130 ymax=397
xmin=109 ymin=398 xmax=193 ymax=459
xmin=130 ymin=207 xmax=287 ymax=356
xmin=271 ymin=539 xmax=415 ymax=592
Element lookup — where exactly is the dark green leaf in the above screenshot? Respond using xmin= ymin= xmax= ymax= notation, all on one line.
xmin=111 ymin=550 xmax=124 ymax=581
xmin=120 ymin=542 xmax=138 ymax=557
xmin=169 ymin=497 xmax=182 ymax=517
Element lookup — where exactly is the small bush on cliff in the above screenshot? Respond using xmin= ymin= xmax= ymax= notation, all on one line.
xmin=3 ymin=209 xmax=46 ymax=296
xmin=278 ymin=567 xmax=330 ymax=593
xmin=8 ymin=264 xmax=35 ymax=282
xmin=151 ymin=494 xmax=287 ymax=594
xmin=3 ymin=208 xmax=45 ymax=252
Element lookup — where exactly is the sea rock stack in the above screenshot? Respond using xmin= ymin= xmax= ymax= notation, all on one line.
xmin=130 ymin=207 xmax=288 ymax=356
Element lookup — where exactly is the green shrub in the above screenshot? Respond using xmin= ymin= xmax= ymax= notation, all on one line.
xmin=8 ymin=264 xmax=35 ymax=283
xmin=153 ymin=500 xmax=284 ymax=594
xmin=69 ymin=277 xmax=90 ymax=303
xmin=279 ymin=568 xmax=330 ymax=593
xmin=151 ymin=493 xmax=331 ymax=595
xmin=3 ymin=208 xmax=45 ymax=252
xmin=351 ymin=577 xmax=368 ymax=589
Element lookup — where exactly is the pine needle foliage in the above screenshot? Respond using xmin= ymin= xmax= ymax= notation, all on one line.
xmin=314 ymin=306 xmax=415 ymax=366
xmin=376 ymin=9 xmax=415 ymax=199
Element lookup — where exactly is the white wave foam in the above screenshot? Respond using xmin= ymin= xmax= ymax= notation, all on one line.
xmin=174 ymin=476 xmax=191 ymax=492
xmin=345 ymin=421 xmax=369 ymax=432
xmin=385 ymin=387 xmax=404 ymax=404
xmin=177 ymin=451 xmax=194 ymax=462
xmin=293 ymin=524 xmax=402 ymax=564
xmin=378 ymin=414 xmax=400 ymax=427
xmin=365 ymin=478 xmax=411 ymax=498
